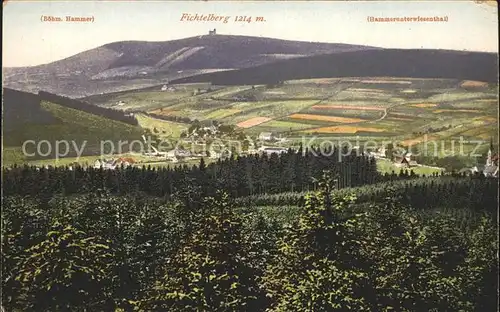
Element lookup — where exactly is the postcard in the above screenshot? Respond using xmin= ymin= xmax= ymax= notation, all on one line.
xmin=2 ymin=1 xmax=498 ymax=311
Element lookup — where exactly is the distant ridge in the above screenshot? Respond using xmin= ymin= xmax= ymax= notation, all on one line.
xmin=2 ymin=34 xmax=380 ymax=97
xmin=171 ymin=48 xmax=498 ymax=85
xmin=3 ymin=34 xmax=497 ymax=97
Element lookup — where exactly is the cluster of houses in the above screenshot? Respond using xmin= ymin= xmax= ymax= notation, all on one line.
xmin=258 ymin=132 xmax=288 ymax=143
xmin=93 ymin=157 xmax=136 ymax=169
xmin=368 ymin=146 xmax=420 ymax=168
xmin=257 ymin=146 xmax=289 ymax=156
xmin=367 ymin=141 xmax=498 ymax=177
xmin=188 ymin=125 xmax=219 ymax=139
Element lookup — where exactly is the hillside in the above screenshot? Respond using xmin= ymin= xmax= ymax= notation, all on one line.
xmin=3 ymin=98 xmax=145 ymax=165
xmin=2 ymin=88 xmax=57 ymax=131
xmin=171 ymin=49 xmax=498 ymax=85
xmin=2 ymin=34 xmax=378 ymax=97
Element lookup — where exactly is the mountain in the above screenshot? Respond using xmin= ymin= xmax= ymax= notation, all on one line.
xmin=2 ymin=34 xmax=379 ymax=97
xmin=170 ymin=49 xmax=498 ymax=85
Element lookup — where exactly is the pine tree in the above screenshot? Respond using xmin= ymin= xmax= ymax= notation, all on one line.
xmin=263 ymin=170 xmax=372 ymax=311
xmin=13 ymin=222 xmax=115 ymax=311
xmin=136 ymin=192 xmax=260 ymax=311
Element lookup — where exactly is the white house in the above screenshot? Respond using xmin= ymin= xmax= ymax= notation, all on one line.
xmin=369 ymin=146 xmax=386 ymax=158
xmin=161 ymin=85 xmax=177 ymax=92
xmin=94 ymin=158 xmax=134 ymax=170
xmin=259 ymin=146 xmax=288 ymax=156
xmin=210 ymin=152 xmax=221 ymax=159
xmin=258 ymin=132 xmax=276 ymax=141
xmin=166 ymin=149 xmax=192 ymax=161
xmin=94 ymin=159 xmax=116 ymax=169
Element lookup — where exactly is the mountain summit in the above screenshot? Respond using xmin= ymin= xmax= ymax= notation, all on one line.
xmin=3 ymin=34 xmax=378 ymax=97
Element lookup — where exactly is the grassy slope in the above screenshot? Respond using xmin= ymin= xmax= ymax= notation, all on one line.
xmin=376 ymin=158 xmax=443 ymax=175
xmin=3 ymin=101 xmax=144 ymax=166
xmin=136 ymin=113 xmax=188 ymax=138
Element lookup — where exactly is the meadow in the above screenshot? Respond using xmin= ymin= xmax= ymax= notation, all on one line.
xmin=135 ymin=113 xmax=187 ymax=138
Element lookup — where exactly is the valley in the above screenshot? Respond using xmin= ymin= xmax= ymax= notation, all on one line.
xmin=3 ymin=75 xmax=497 ymax=175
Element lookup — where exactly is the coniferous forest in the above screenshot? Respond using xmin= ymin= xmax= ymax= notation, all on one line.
xmin=1 ymin=150 xmax=498 ymax=311
xmin=3 ymin=148 xmax=445 ymax=198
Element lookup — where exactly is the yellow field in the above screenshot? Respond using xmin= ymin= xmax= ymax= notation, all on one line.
xmin=460 ymin=80 xmax=488 ymax=88
xmin=289 ymin=114 xmax=364 ymax=123
xmin=236 ymin=117 xmax=272 ymax=128
xmin=136 ymin=114 xmax=187 ymax=137
xmin=400 ymin=89 xmax=417 ymax=93
xmin=303 ymin=126 xmax=384 ymax=134
xmin=360 ymin=79 xmax=411 ymax=85
xmin=476 ymin=133 xmax=493 ymax=140
xmin=400 ymin=135 xmax=438 ymax=146
xmin=411 ymin=103 xmax=438 ymax=108
xmin=386 ymin=117 xmax=413 ymax=121
xmin=390 ymin=112 xmax=413 ymax=117
xmin=461 ymin=128 xmax=494 ymax=140
xmin=312 ymin=104 xmax=385 ymax=111
xmin=205 ymin=109 xmax=241 ymax=119
xmin=477 ymin=116 xmax=497 ymax=123
xmin=149 ymin=108 xmax=177 ymax=116
xmin=433 ymin=109 xmax=480 ymax=113
xmin=348 ymin=88 xmax=386 ymax=93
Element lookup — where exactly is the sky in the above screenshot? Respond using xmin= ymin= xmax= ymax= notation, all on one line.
xmin=2 ymin=0 xmax=498 ymax=67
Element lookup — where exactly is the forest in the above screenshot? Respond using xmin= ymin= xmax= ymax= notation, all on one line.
xmin=2 ymin=148 xmax=421 ymax=198
xmin=1 ymin=151 xmax=498 ymax=311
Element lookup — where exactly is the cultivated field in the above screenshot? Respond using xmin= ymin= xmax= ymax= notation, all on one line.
xmin=236 ymin=117 xmax=272 ymax=128
xmin=289 ymin=114 xmax=365 ymax=123
xmin=6 ymin=77 xmax=498 ymax=170
xmin=83 ymin=77 xmax=500 ymax=160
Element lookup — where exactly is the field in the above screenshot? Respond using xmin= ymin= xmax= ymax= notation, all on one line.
xmin=376 ymin=158 xmax=443 ymax=175
xmin=289 ymin=113 xmax=365 ymax=123
xmin=410 ymin=103 xmax=437 ymax=108
xmin=135 ymin=113 xmax=188 ymax=138
xmin=236 ymin=117 xmax=272 ymax=128
xmin=83 ymin=83 xmax=216 ymax=111
xmin=311 ymin=104 xmax=385 ymax=111
xmin=250 ymin=119 xmax=315 ymax=133
xmin=94 ymin=77 xmax=496 ymax=153
xmin=302 ymin=125 xmax=385 ymax=134
xmin=4 ymin=77 xmax=498 ymax=171
xmin=204 ymin=108 xmax=242 ymax=119
xmin=433 ymin=109 xmax=481 ymax=113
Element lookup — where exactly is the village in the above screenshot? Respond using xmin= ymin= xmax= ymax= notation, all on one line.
xmin=87 ymin=135 xmax=498 ymax=179
xmin=89 ymin=129 xmax=290 ymax=170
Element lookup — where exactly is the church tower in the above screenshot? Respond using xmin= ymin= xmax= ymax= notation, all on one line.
xmin=486 ymin=137 xmax=493 ymax=166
